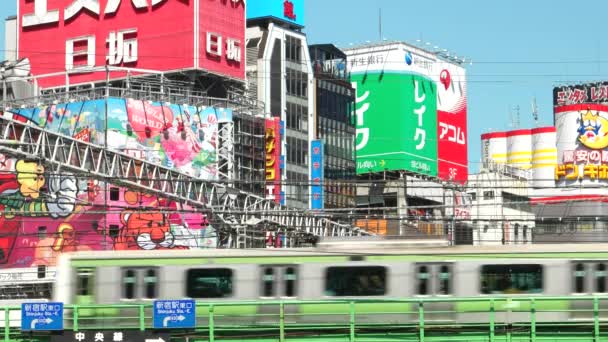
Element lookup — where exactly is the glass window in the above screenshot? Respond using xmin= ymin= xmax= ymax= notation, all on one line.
xmin=37 ymin=265 xmax=46 ymax=279
xmin=417 ymin=266 xmax=430 ymax=295
xmin=483 ymin=191 xmax=495 ymax=200
xmin=76 ymin=268 xmax=94 ymax=296
xmin=262 ymin=267 xmax=275 ymax=297
xmin=123 ymin=269 xmax=137 ymax=299
xmin=110 ymin=187 xmax=120 ymax=201
xmin=574 ymin=263 xmax=586 ymax=293
xmin=186 ymin=269 xmax=233 ymax=298
xmin=596 ymin=264 xmax=606 ymax=293
xmin=145 ymin=269 xmax=158 ymax=299
xmin=481 ymin=264 xmax=543 ymax=294
xmin=438 ymin=265 xmax=451 ymax=295
xmin=325 ymin=266 xmax=386 ymax=296
xmin=284 ymin=267 xmax=297 ymax=297
xmin=38 ymin=226 xmax=47 ymax=239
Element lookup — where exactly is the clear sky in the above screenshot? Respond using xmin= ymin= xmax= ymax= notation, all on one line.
xmin=3 ymin=1 xmax=608 ymax=173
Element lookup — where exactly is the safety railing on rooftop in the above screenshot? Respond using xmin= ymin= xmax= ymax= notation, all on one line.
xmin=2 ymin=296 xmax=608 ymax=341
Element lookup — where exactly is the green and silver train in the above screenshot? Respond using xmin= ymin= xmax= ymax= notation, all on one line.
xmin=48 ymin=243 xmax=608 ymax=324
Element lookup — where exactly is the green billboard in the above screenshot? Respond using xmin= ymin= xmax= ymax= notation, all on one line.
xmin=352 ymin=72 xmax=438 ymax=175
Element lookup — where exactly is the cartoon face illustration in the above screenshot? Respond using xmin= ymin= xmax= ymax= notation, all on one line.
xmin=15 ymin=161 xmax=45 ymax=199
xmin=577 ymin=109 xmax=608 ymax=150
xmin=116 ymin=211 xmax=178 ymax=250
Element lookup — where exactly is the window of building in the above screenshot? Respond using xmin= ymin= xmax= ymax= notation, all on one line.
xmin=325 ymin=266 xmax=386 ymax=296
xmin=480 ymin=264 xmax=543 ymax=294
xmin=110 ymin=187 xmax=120 ymax=201
xmin=38 ymin=226 xmax=47 ymax=239
xmin=574 ymin=263 xmax=586 ymax=293
xmin=483 ymin=191 xmax=495 ymax=200
xmin=37 ymin=265 xmax=46 ymax=279
xmin=186 ymin=269 xmax=233 ymax=298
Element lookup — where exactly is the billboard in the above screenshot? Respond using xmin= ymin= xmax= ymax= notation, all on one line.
xmin=11 ymin=97 xmax=231 ymax=180
xmin=347 ymin=43 xmax=467 ymax=181
xmin=554 ymin=82 xmax=608 ymax=187
xmin=18 ymin=0 xmax=245 ymax=88
xmin=247 ymin=0 xmax=304 ymax=27
xmin=352 ymin=72 xmax=438 ymax=176
xmin=310 ymin=140 xmax=323 ymax=210
xmin=265 ymin=118 xmax=282 ymax=203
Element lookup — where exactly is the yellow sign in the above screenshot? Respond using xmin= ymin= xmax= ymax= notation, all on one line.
xmin=555 ymin=164 xmax=608 ymax=180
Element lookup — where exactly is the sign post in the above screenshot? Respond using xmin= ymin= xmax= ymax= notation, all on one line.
xmin=152 ymin=299 xmax=196 ymax=329
xmin=21 ymin=302 xmax=64 ymax=331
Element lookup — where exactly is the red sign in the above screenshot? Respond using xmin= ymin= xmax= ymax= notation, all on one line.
xmin=265 ymin=118 xmax=281 ymax=204
xmin=18 ymin=0 xmax=245 ymax=88
xmin=437 ymin=106 xmax=468 ymax=184
xmin=283 ymin=0 xmax=296 ymax=20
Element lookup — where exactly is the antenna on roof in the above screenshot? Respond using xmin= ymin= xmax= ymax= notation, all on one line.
xmin=532 ymin=97 xmax=539 ymax=127
xmin=378 ymin=8 xmax=382 ymax=41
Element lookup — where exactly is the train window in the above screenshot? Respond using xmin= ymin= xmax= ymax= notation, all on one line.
xmin=284 ymin=267 xmax=297 ymax=297
xmin=574 ymin=263 xmax=586 ymax=293
xmin=76 ymin=268 xmax=94 ymax=296
xmin=262 ymin=267 xmax=275 ymax=297
xmin=596 ymin=264 xmax=606 ymax=293
xmin=325 ymin=266 xmax=386 ymax=297
xmin=123 ymin=269 xmax=137 ymax=299
xmin=438 ymin=265 xmax=451 ymax=295
xmin=144 ymin=269 xmax=158 ymax=299
xmin=417 ymin=266 xmax=430 ymax=295
xmin=186 ymin=269 xmax=233 ymax=298
xmin=480 ymin=264 xmax=543 ymax=294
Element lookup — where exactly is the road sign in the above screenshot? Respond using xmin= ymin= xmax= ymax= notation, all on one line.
xmin=152 ymin=299 xmax=196 ymax=329
xmin=51 ymin=331 xmax=170 ymax=342
xmin=21 ymin=302 xmax=63 ymax=331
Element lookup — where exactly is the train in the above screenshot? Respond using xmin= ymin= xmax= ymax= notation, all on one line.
xmin=36 ymin=243 xmax=608 ymax=325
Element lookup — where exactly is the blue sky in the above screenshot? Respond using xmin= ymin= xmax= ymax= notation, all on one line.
xmin=3 ymin=1 xmax=608 ymax=172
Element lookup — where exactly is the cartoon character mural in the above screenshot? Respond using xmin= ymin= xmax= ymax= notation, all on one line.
xmin=0 ymin=97 xmax=227 ymax=268
xmin=577 ymin=107 xmax=608 ymax=150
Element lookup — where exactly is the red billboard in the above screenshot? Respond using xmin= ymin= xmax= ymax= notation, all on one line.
xmin=436 ymin=63 xmax=468 ymax=184
xmin=18 ymin=0 xmax=245 ymax=88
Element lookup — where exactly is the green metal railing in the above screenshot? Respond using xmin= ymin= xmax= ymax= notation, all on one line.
xmin=3 ymin=296 xmax=608 ymax=341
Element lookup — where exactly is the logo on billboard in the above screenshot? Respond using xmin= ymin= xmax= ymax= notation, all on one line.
xmin=284 ymin=0 xmax=296 ymax=20
xmin=577 ymin=108 xmax=608 ymax=150
xmin=405 ymin=51 xmax=413 ymax=66
xmin=439 ymin=70 xmax=451 ymax=90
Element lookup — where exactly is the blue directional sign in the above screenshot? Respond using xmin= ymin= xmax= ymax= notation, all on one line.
xmin=153 ymin=299 xmax=196 ymax=329
xmin=21 ymin=302 xmax=63 ymax=331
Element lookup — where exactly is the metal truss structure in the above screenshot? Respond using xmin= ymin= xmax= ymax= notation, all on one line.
xmin=0 ymin=114 xmax=370 ymax=247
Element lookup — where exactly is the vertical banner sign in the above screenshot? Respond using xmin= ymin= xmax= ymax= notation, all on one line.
xmin=265 ymin=118 xmax=282 ymax=203
xmin=310 ymin=140 xmax=324 ymax=210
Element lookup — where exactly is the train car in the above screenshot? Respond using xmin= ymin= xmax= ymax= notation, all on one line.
xmin=49 ymin=244 xmax=608 ymax=325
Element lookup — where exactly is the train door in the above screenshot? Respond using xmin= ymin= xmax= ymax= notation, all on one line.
xmin=414 ymin=263 xmax=454 ymax=321
xmin=74 ymin=267 xmax=96 ymax=317
xmin=257 ymin=265 xmax=298 ymax=323
xmin=570 ymin=261 xmax=608 ymax=320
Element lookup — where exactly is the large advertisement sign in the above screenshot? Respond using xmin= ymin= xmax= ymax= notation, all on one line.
xmin=348 ymin=43 xmax=467 ymax=181
xmin=265 ymin=118 xmax=282 ymax=203
xmin=352 ymin=72 xmax=438 ymax=176
xmin=436 ymin=62 xmax=468 ymax=184
xmin=247 ymin=0 xmax=304 ymax=27
xmin=18 ymin=0 xmax=245 ymax=88
xmin=554 ymin=83 xmax=608 ymax=186
xmin=11 ymin=97 xmax=231 ymax=180
xmin=310 ymin=140 xmax=323 ymax=210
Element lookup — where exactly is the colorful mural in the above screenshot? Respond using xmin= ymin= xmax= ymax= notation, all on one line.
xmin=12 ymin=97 xmax=232 ymax=180
xmin=0 ymin=99 xmax=226 ymax=268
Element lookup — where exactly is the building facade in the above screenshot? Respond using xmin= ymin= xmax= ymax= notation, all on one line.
xmin=309 ymin=44 xmax=356 ymax=210
xmin=246 ymin=17 xmax=314 ymax=209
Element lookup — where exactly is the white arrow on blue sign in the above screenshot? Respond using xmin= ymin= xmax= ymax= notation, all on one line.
xmin=21 ymin=302 xmax=64 ymax=331
xmin=152 ymin=299 xmax=196 ymax=329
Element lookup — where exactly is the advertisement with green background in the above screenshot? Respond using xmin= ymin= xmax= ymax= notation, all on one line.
xmin=352 ymin=72 xmax=438 ymax=175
